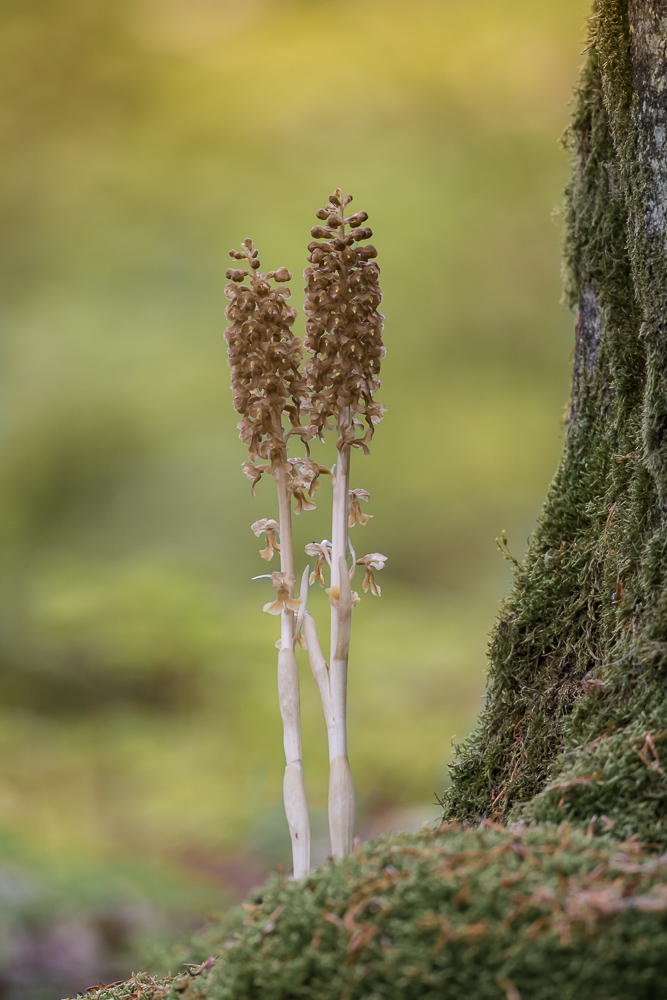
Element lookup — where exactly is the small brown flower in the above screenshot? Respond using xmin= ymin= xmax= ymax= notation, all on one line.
xmin=251 ymin=518 xmax=281 ymax=561
xmin=304 ymin=540 xmax=332 ymax=586
xmin=348 ymin=488 xmax=373 ymax=527
xmin=263 ymin=571 xmax=303 ymax=616
xmin=242 ymin=460 xmax=264 ymax=496
xmin=356 ymin=552 xmax=387 ymax=597
xmin=287 ymin=457 xmax=332 ymax=514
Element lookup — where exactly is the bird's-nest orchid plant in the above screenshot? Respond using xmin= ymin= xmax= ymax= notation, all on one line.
xmin=224 ymin=191 xmax=386 ymax=877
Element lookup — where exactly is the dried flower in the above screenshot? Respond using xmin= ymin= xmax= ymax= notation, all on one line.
xmin=225 ymin=239 xmax=307 ymax=481
xmin=356 ymin=552 xmax=387 ymax=596
xmin=251 ymin=518 xmax=281 ymax=561
xmin=304 ymin=540 xmax=332 ymax=586
xmin=348 ymin=488 xmax=373 ymax=527
xmin=303 ymin=190 xmax=386 ymax=451
xmin=263 ymin=571 xmax=303 ymax=616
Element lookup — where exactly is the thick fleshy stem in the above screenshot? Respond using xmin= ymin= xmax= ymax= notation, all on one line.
xmin=276 ymin=469 xmax=310 ymax=878
xmin=328 ymin=408 xmax=354 ymax=858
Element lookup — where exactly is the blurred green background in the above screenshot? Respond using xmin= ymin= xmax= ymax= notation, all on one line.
xmin=0 ymin=0 xmax=590 ymax=995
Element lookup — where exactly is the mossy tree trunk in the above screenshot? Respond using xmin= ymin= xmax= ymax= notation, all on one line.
xmin=445 ymin=0 xmax=667 ymax=845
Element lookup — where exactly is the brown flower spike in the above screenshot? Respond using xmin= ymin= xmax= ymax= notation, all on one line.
xmin=304 ymin=190 xmax=385 ymax=451
xmin=225 ymin=240 xmax=307 ymax=479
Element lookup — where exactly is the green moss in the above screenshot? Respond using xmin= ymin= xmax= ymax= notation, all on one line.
xmin=88 ymin=825 xmax=667 ymax=1000
xmin=444 ymin=0 xmax=667 ymax=845
xmin=66 ymin=972 xmax=175 ymax=1000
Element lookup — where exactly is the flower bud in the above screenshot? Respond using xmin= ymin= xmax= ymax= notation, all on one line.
xmin=353 ymin=227 xmax=373 ymax=241
xmin=315 ymin=208 xmax=329 ymax=220
xmin=272 ymin=267 xmax=292 ymax=282
xmin=311 ymin=225 xmax=332 ymax=239
xmin=346 ymin=211 xmax=368 ymax=228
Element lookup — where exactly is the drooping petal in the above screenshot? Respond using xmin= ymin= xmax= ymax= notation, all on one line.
xmin=252 ymin=519 xmax=281 ymax=560
xmin=309 ymin=554 xmax=327 ymax=587
xmin=243 ymin=462 xmax=264 ymax=495
xmin=305 ymin=540 xmax=331 ymax=586
xmin=348 ymin=488 xmax=373 ymax=527
xmin=361 ymin=566 xmax=381 ymax=597
xmin=356 ymin=552 xmax=387 ymax=597
xmin=262 ymin=570 xmax=303 ymax=615
xmin=292 ymin=489 xmax=318 ymax=515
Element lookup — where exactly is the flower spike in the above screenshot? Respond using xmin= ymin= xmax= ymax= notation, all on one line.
xmin=225 ymin=240 xmax=307 ymax=484
xmin=304 ymin=190 xmax=386 ymax=452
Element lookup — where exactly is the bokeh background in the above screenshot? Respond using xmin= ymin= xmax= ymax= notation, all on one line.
xmin=0 ymin=0 xmax=591 ymax=995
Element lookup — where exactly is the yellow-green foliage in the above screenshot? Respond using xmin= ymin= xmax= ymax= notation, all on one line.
xmin=51 ymin=5 xmax=667 ymax=997
xmin=29 ymin=3 xmax=667 ymax=996
xmin=0 ymin=0 xmax=589 ymax=872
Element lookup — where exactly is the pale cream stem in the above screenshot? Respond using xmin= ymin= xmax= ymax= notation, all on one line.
xmin=328 ymin=407 xmax=355 ymax=858
xmin=276 ymin=468 xmax=310 ymax=878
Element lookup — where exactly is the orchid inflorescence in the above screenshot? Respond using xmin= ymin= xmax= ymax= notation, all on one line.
xmin=224 ymin=191 xmax=386 ymax=877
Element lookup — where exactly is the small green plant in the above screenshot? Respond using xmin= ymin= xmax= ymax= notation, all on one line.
xmin=224 ymin=190 xmax=386 ymax=876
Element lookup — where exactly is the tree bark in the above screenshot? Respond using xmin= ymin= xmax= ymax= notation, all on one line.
xmin=445 ymin=0 xmax=667 ymax=846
